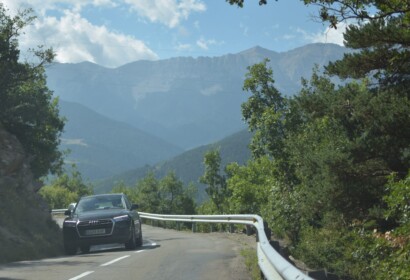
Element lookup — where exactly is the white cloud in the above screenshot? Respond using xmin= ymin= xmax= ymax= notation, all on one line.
xmin=2 ymin=0 xmax=116 ymax=16
xmin=2 ymin=0 xmax=208 ymax=66
xmin=283 ymin=34 xmax=296 ymax=40
xmin=19 ymin=10 xmax=158 ymax=68
xmin=175 ymin=43 xmax=192 ymax=51
xmin=124 ymin=0 xmax=206 ymax=28
xmin=201 ymin=84 xmax=222 ymax=96
xmin=298 ymin=22 xmax=348 ymax=46
xmin=310 ymin=26 xmax=346 ymax=45
xmin=240 ymin=23 xmax=249 ymax=36
xmin=196 ymin=37 xmax=222 ymax=50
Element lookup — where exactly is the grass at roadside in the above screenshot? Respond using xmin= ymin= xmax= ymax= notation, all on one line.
xmin=241 ymin=248 xmax=262 ymax=280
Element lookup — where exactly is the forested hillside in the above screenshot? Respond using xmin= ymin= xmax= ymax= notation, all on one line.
xmin=95 ymin=129 xmax=253 ymax=201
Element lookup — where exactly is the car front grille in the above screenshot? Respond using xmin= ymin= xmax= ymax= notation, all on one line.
xmin=77 ymin=219 xmax=114 ymax=237
xmin=78 ymin=219 xmax=113 ymax=227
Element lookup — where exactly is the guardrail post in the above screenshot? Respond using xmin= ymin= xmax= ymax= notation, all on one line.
xmin=229 ymin=224 xmax=235 ymax=233
xmin=246 ymin=225 xmax=253 ymax=236
xmin=210 ymin=224 xmax=214 ymax=233
xmin=264 ymin=221 xmax=271 ymax=241
xmin=176 ymin=222 xmax=180 ymax=231
xmin=192 ymin=222 xmax=196 ymax=233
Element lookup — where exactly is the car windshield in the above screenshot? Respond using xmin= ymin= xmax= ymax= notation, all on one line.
xmin=75 ymin=195 xmax=125 ymax=214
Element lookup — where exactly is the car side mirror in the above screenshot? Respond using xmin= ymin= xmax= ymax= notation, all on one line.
xmin=130 ymin=204 xmax=139 ymax=210
xmin=64 ymin=210 xmax=72 ymax=216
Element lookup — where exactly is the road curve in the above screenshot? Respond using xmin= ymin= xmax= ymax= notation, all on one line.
xmin=0 ymin=225 xmax=253 ymax=280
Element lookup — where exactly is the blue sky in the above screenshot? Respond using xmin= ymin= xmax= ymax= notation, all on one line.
xmin=3 ymin=0 xmax=346 ymax=68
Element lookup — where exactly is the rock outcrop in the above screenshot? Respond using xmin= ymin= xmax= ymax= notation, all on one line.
xmin=0 ymin=123 xmax=63 ymax=263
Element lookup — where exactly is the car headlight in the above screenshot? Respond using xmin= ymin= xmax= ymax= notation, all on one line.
xmin=64 ymin=220 xmax=77 ymax=227
xmin=113 ymin=215 xmax=130 ymax=222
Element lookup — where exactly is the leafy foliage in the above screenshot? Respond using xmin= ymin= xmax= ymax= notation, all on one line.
xmin=159 ymin=172 xmax=196 ymax=214
xmin=226 ymin=156 xmax=273 ymax=215
xmin=134 ymin=172 xmax=162 ymax=213
xmin=199 ymin=149 xmax=229 ymax=212
xmin=0 ymin=4 xmax=64 ymax=178
xmin=220 ymin=1 xmax=410 ymax=278
xmin=241 ymin=59 xmax=286 ymax=158
xmin=112 ymin=171 xmax=197 ymax=215
xmin=39 ymin=166 xmax=93 ymax=208
xmin=233 ymin=61 xmax=409 ymax=278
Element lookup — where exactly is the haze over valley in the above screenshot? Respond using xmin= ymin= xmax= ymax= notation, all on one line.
xmin=49 ymin=43 xmax=347 ymax=183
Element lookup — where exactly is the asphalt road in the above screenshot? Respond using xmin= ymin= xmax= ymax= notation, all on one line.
xmin=0 ymin=225 xmax=253 ymax=280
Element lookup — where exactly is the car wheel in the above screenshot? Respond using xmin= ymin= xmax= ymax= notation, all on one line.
xmin=125 ymin=224 xmax=136 ymax=250
xmin=80 ymin=245 xmax=90 ymax=254
xmin=64 ymin=240 xmax=77 ymax=255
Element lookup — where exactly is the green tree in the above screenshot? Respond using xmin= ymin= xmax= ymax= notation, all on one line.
xmin=226 ymin=0 xmax=410 ymax=277
xmin=160 ymin=171 xmax=196 ymax=214
xmin=200 ymin=149 xmax=229 ymax=213
xmin=226 ymin=156 xmax=274 ymax=214
xmin=134 ymin=172 xmax=161 ymax=213
xmin=133 ymin=171 xmax=196 ymax=214
xmin=241 ymin=59 xmax=286 ymax=159
xmin=39 ymin=166 xmax=93 ymax=208
xmin=111 ymin=181 xmax=137 ymax=202
xmin=0 ymin=4 xmax=64 ymax=178
xmin=309 ymin=0 xmax=410 ymax=93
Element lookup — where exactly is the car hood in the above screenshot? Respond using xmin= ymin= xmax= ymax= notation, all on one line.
xmin=73 ymin=209 xmax=129 ymax=221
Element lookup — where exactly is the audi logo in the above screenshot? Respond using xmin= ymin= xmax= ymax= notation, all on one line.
xmin=88 ymin=220 xmax=99 ymax=225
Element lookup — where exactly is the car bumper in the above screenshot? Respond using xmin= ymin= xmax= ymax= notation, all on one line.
xmin=63 ymin=220 xmax=132 ymax=246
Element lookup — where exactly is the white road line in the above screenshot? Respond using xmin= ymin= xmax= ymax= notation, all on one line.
xmin=100 ymin=255 xmax=130 ymax=267
xmin=134 ymin=250 xmax=146 ymax=253
xmin=68 ymin=271 xmax=94 ymax=280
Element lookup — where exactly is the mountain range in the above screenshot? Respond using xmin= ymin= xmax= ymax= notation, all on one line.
xmin=48 ymin=43 xmax=348 ymax=183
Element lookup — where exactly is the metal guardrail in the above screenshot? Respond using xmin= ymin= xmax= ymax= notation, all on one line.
xmin=138 ymin=212 xmax=313 ymax=280
xmin=52 ymin=209 xmax=312 ymax=280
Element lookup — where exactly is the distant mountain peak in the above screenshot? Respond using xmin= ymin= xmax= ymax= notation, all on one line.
xmin=238 ymin=45 xmax=277 ymax=57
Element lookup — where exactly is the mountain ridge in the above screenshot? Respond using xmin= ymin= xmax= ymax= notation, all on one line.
xmin=59 ymin=100 xmax=183 ymax=180
xmin=50 ymin=43 xmax=348 ymax=181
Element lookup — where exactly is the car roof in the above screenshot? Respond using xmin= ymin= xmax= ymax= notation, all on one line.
xmin=79 ymin=193 xmax=124 ymax=200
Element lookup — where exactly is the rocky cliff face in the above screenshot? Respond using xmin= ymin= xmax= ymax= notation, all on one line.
xmin=0 ymin=124 xmax=42 ymax=192
xmin=0 ymin=124 xmax=63 ymax=263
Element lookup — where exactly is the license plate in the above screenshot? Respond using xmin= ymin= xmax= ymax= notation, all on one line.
xmin=85 ymin=228 xmax=105 ymax=235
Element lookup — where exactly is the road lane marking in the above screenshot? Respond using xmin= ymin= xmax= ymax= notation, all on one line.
xmin=135 ymin=250 xmax=146 ymax=253
xmin=100 ymin=255 xmax=130 ymax=267
xmin=69 ymin=271 xmax=94 ymax=280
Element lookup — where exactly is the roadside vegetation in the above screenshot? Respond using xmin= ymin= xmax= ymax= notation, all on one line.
xmin=40 ymin=166 xmax=93 ymax=209
xmin=201 ymin=1 xmax=409 ymax=279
